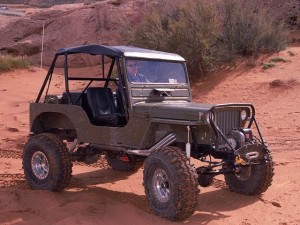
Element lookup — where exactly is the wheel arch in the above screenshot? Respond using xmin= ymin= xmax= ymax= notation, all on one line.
xmin=141 ymin=121 xmax=191 ymax=148
xmin=31 ymin=112 xmax=77 ymax=139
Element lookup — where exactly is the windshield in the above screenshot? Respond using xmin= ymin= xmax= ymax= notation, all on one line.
xmin=125 ymin=59 xmax=187 ymax=84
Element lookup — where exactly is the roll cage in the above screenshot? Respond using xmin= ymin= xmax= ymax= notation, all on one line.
xmin=36 ymin=44 xmax=186 ymax=104
xmin=36 ymin=45 xmax=124 ymax=104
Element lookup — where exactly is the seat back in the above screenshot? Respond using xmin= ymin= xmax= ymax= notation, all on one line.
xmin=86 ymin=87 xmax=116 ymax=119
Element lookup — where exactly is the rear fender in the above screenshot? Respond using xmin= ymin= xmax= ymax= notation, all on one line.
xmin=31 ymin=112 xmax=76 ymax=134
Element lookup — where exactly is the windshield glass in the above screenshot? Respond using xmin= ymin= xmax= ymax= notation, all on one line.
xmin=125 ymin=59 xmax=187 ymax=84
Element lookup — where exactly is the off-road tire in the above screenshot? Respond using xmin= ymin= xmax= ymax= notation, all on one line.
xmin=143 ymin=146 xmax=199 ymax=221
xmin=106 ymin=151 xmax=143 ymax=172
xmin=224 ymin=150 xmax=274 ymax=195
xmin=23 ymin=133 xmax=72 ymax=192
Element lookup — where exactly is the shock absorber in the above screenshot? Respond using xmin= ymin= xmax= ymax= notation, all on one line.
xmin=186 ymin=126 xmax=191 ymax=158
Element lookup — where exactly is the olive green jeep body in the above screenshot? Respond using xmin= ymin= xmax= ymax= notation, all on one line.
xmin=23 ymin=45 xmax=274 ymax=221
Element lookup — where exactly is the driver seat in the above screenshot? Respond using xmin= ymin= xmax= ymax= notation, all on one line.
xmin=86 ymin=87 xmax=126 ymax=126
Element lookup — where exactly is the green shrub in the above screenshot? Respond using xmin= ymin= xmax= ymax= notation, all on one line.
xmin=218 ymin=0 xmax=288 ymax=56
xmin=124 ymin=0 xmax=289 ymax=77
xmin=125 ymin=0 xmax=223 ymax=76
xmin=262 ymin=62 xmax=275 ymax=70
xmin=269 ymin=57 xmax=287 ymax=63
xmin=0 ymin=55 xmax=30 ymax=72
xmin=219 ymin=0 xmax=288 ymax=55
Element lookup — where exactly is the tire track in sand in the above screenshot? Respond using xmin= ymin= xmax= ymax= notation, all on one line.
xmin=0 ymin=149 xmax=110 ymax=190
xmin=0 ymin=149 xmax=28 ymax=189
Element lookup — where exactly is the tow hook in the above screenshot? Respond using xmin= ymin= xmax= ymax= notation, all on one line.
xmin=235 ymin=151 xmax=260 ymax=167
xmin=235 ymin=155 xmax=247 ymax=166
xmin=234 ymin=143 xmax=264 ymax=166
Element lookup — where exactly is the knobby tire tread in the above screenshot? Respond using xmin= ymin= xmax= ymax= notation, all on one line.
xmin=23 ymin=133 xmax=72 ymax=192
xmin=143 ymin=146 xmax=199 ymax=221
xmin=225 ymin=150 xmax=274 ymax=195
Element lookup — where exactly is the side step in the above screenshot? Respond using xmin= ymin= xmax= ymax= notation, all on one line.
xmin=127 ymin=132 xmax=176 ymax=156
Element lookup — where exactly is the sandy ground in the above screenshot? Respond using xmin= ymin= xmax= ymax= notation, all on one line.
xmin=0 ymin=45 xmax=299 ymax=224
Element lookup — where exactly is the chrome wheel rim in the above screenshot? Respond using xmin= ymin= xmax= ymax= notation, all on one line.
xmin=31 ymin=151 xmax=49 ymax=179
xmin=152 ymin=168 xmax=170 ymax=203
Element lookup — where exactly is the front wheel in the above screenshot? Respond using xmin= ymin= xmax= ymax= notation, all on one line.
xmin=143 ymin=146 xmax=199 ymax=221
xmin=224 ymin=150 xmax=274 ymax=195
xmin=23 ymin=133 xmax=72 ymax=192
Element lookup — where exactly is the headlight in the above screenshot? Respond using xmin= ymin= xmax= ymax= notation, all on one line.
xmin=205 ymin=112 xmax=215 ymax=122
xmin=228 ymin=137 xmax=237 ymax=149
xmin=240 ymin=109 xmax=247 ymax=121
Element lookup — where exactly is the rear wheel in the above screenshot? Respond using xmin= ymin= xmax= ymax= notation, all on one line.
xmin=224 ymin=150 xmax=274 ymax=195
xmin=23 ymin=133 xmax=72 ymax=191
xmin=143 ymin=146 xmax=199 ymax=221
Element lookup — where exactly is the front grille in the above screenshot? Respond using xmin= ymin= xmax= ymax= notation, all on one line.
xmin=214 ymin=109 xmax=241 ymax=142
xmin=210 ymin=104 xmax=254 ymax=147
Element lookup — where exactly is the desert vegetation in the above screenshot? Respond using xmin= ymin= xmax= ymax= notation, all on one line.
xmin=262 ymin=57 xmax=288 ymax=70
xmin=125 ymin=0 xmax=289 ymax=76
xmin=262 ymin=57 xmax=289 ymax=69
xmin=0 ymin=55 xmax=30 ymax=72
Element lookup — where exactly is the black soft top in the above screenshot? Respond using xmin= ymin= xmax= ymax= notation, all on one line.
xmin=56 ymin=45 xmax=185 ymax=61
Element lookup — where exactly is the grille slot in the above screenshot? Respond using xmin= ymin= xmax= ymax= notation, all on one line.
xmin=214 ymin=109 xmax=241 ymax=143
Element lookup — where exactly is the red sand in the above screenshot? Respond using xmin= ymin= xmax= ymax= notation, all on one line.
xmin=0 ymin=46 xmax=299 ymax=224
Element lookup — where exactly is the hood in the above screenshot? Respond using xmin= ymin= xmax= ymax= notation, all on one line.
xmin=133 ymin=101 xmax=214 ymax=121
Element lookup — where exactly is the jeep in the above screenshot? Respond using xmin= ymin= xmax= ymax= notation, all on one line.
xmin=23 ymin=45 xmax=274 ymax=221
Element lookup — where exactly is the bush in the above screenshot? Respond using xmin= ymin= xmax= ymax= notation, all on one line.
xmin=124 ymin=0 xmax=289 ymax=77
xmin=218 ymin=0 xmax=288 ymax=55
xmin=0 ymin=55 xmax=30 ymax=72
xmin=269 ymin=57 xmax=287 ymax=63
xmin=262 ymin=62 xmax=275 ymax=70
xmin=125 ymin=0 xmax=221 ymax=76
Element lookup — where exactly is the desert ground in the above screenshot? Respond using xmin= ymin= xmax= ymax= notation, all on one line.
xmin=0 ymin=1 xmax=300 ymax=223
xmin=0 ymin=43 xmax=299 ymax=225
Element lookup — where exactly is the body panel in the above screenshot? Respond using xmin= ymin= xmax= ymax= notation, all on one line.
xmin=30 ymin=103 xmax=152 ymax=149
xmin=133 ymin=102 xmax=214 ymax=121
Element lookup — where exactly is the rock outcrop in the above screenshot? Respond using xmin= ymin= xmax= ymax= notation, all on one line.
xmin=0 ymin=0 xmax=298 ymax=66
xmin=0 ymin=0 xmax=153 ymax=66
